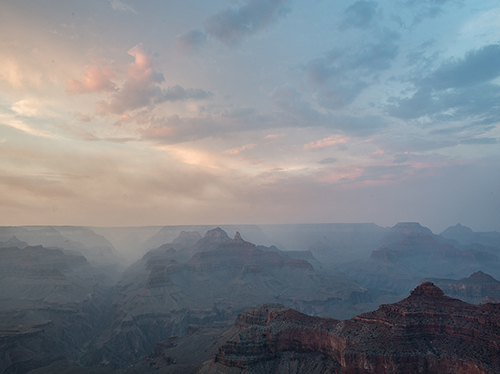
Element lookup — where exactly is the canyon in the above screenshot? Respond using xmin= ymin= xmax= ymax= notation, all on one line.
xmin=0 ymin=223 xmax=500 ymax=373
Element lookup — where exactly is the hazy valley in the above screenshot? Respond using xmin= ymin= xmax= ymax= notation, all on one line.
xmin=1 ymin=222 xmax=500 ymax=373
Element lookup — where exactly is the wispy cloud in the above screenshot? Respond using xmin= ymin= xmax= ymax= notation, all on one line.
xmin=339 ymin=1 xmax=379 ymax=30
xmin=387 ymin=43 xmax=500 ymax=124
xmin=224 ymin=143 xmax=256 ymax=155
xmin=304 ymin=135 xmax=349 ymax=151
xmin=0 ymin=118 xmax=56 ymax=139
xmin=175 ymin=29 xmax=207 ymax=55
xmin=109 ymin=0 xmax=137 ymax=14
xmin=204 ymin=0 xmax=292 ymax=46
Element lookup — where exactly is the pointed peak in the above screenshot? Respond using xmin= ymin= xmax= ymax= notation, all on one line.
xmin=1 ymin=235 xmax=29 ymax=248
xmin=466 ymin=271 xmax=499 ymax=283
xmin=411 ymin=282 xmax=445 ymax=298
xmin=233 ymin=231 xmax=243 ymax=241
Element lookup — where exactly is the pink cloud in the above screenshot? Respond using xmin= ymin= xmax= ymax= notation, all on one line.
xmin=97 ymin=44 xmax=212 ymax=115
xmin=66 ymin=64 xmax=116 ymax=95
xmin=72 ymin=112 xmax=92 ymax=122
xmin=224 ymin=143 xmax=256 ymax=155
xmin=303 ymin=135 xmax=349 ymax=151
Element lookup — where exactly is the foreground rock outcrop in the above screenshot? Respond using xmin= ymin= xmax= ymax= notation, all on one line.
xmin=201 ymin=282 xmax=500 ymax=374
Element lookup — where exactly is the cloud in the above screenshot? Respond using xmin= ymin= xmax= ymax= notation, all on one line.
xmin=304 ymin=135 xmax=349 ymax=151
xmin=269 ymin=84 xmax=388 ymax=136
xmin=381 ymin=134 xmax=457 ymax=153
xmin=0 ymin=174 xmax=75 ymax=199
xmin=460 ymin=138 xmax=497 ymax=145
xmin=224 ymin=143 xmax=257 ymax=155
xmin=72 ymin=112 xmax=92 ymax=122
xmin=303 ymin=30 xmax=399 ymax=109
xmin=340 ymin=1 xmax=379 ymax=30
xmin=270 ymin=85 xmax=323 ymax=122
xmin=162 ymin=85 xmax=213 ymax=102
xmin=318 ymin=157 xmax=338 ymax=164
xmin=175 ymin=29 xmax=207 ymax=55
xmin=315 ymin=81 xmax=369 ymax=110
xmin=139 ymin=115 xmax=220 ymax=144
xmin=387 ymin=44 xmax=500 ymax=123
xmin=0 ymin=119 xmax=55 ymax=139
xmin=97 ymin=44 xmax=213 ymax=115
xmin=54 ymin=123 xmax=99 ymax=141
xmin=109 ymin=0 xmax=137 ymax=14
xmin=403 ymin=0 xmax=461 ymax=25
xmin=427 ymin=44 xmax=500 ymax=90
xmin=393 ymin=153 xmax=411 ymax=164
xmin=11 ymin=98 xmax=59 ymax=118
xmin=350 ymin=164 xmax=412 ymax=183
xmin=66 ymin=64 xmax=117 ymax=95
xmin=204 ymin=0 xmax=291 ymax=46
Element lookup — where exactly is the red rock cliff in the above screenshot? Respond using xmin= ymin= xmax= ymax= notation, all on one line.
xmin=206 ymin=283 xmax=500 ymax=374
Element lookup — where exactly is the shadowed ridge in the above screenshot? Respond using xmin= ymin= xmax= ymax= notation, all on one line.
xmin=0 ymin=235 xmax=29 ymax=248
xmin=409 ymin=281 xmax=445 ymax=298
xmin=466 ymin=270 xmax=500 ymax=284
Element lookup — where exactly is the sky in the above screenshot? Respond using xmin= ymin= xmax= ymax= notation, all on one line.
xmin=1 ymin=0 xmax=500 ymax=232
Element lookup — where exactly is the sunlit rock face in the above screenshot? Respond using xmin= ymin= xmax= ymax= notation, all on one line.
xmin=202 ymin=282 xmax=500 ymax=374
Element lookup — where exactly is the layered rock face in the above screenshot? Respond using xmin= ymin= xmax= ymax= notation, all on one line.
xmin=203 ymin=283 xmax=500 ymax=374
xmin=85 ymin=228 xmax=370 ymax=368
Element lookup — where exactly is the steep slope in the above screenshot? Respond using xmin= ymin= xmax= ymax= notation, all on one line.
xmin=202 ymin=282 xmax=500 ymax=374
xmin=85 ymin=228 xmax=369 ymax=368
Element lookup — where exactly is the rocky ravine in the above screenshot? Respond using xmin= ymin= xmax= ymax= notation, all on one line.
xmin=201 ymin=282 xmax=500 ymax=374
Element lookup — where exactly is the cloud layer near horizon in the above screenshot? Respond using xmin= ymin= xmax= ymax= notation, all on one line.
xmin=1 ymin=0 xmax=499 ymax=232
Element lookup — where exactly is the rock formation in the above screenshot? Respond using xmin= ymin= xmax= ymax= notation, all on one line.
xmin=84 ymin=228 xmax=370 ymax=368
xmin=441 ymin=224 xmax=500 ymax=248
xmin=202 ymin=282 xmax=500 ymax=374
xmin=422 ymin=271 xmax=500 ymax=304
xmin=345 ymin=232 xmax=500 ymax=294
